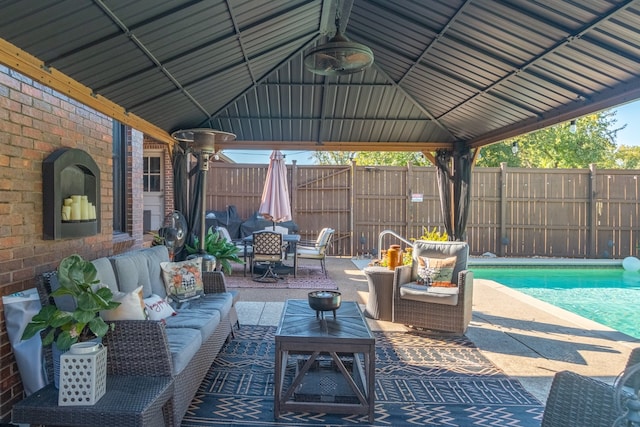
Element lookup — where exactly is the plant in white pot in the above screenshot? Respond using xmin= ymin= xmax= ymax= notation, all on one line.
xmin=22 ymin=254 xmax=120 ymax=386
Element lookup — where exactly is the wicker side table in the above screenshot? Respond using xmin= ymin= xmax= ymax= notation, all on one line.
xmin=12 ymin=376 xmax=174 ymax=427
xmin=363 ymin=266 xmax=394 ymax=321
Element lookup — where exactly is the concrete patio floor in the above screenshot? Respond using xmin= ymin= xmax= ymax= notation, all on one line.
xmin=232 ymin=256 xmax=639 ymax=405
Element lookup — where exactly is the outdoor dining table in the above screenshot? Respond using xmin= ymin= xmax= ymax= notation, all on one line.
xmin=243 ymin=233 xmax=301 ymax=276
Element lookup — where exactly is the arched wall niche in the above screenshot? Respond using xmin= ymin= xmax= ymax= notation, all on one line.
xmin=42 ymin=148 xmax=101 ymax=240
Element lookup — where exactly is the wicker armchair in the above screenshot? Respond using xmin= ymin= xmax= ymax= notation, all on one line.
xmin=541 ymin=347 xmax=640 ymax=427
xmin=541 ymin=370 xmax=618 ymax=427
xmin=391 ymin=240 xmax=473 ymax=334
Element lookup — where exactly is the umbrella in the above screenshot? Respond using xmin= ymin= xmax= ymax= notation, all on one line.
xmin=435 ymin=148 xmax=472 ymax=241
xmin=259 ymin=150 xmax=292 ymax=226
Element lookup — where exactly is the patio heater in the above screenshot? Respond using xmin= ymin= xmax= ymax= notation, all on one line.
xmin=171 ymin=128 xmax=236 ymax=269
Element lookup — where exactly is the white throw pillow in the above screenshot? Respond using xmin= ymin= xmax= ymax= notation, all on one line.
xmin=144 ymin=294 xmax=177 ymax=321
xmin=100 ymin=286 xmax=146 ymax=321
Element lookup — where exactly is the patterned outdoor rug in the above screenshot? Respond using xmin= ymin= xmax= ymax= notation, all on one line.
xmin=225 ymin=264 xmax=338 ymax=290
xmin=183 ymin=326 xmax=544 ymax=426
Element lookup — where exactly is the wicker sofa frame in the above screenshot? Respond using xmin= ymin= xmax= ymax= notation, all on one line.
xmin=35 ymin=268 xmax=235 ymax=427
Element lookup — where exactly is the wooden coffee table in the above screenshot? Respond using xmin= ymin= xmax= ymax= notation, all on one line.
xmin=274 ymin=299 xmax=375 ymax=422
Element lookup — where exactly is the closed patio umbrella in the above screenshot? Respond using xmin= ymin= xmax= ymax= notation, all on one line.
xmin=259 ymin=150 xmax=292 ymax=226
xmin=435 ymin=148 xmax=472 ymax=241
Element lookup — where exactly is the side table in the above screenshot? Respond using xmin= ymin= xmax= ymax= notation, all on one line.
xmin=363 ymin=266 xmax=394 ymax=321
xmin=12 ymin=376 xmax=174 ymax=427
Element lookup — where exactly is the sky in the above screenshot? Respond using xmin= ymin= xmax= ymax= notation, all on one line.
xmin=222 ymin=100 xmax=640 ymax=165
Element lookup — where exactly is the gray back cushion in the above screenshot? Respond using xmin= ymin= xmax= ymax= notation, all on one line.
xmin=411 ymin=240 xmax=469 ymax=284
xmin=110 ymin=251 xmax=152 ymax=296
xmin=47 ymin=272 xmax=76 ymax=312
xmin=142 ymin=245 xmax=170 ymax=298
xmin=92 ymin=257 xmax=119 ymax=293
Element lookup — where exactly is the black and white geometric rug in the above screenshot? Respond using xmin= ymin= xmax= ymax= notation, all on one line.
xmin=183 ymin=326 xmax=543 ymax=426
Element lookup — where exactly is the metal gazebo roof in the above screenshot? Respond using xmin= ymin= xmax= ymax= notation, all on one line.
xmin=1 ymin=0 xmax=639 ymax=153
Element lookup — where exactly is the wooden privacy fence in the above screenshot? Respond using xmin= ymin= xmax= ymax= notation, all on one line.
xmin=207 ymin=162 xmax=640 ymax=259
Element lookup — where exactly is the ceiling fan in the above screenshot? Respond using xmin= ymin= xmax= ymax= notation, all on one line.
xmin=304 ymin=4 xmax=374 ymax=76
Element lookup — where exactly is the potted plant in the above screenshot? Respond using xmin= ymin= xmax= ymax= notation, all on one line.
xmin=186 ymin=227 xmax=244 ymax=274
xmin=22 ymin=254 xmax=121 ymax=351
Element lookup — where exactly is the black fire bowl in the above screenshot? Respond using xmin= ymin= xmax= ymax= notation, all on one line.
xmin=308 ymin=291 xmax=342 ymax=319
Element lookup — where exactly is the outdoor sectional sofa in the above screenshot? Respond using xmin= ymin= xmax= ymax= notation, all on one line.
xmin=38 ymin=245 xmax=237 ymax=426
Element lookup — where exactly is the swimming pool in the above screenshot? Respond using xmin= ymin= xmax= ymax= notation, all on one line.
xmin=471 ymin=266 xmax=640 ymax=339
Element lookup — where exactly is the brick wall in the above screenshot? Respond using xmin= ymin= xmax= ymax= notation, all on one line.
xmin=0 ymin=65 xmax=143 ymax=420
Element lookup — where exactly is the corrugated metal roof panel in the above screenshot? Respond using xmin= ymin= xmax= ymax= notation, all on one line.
xmin=1 ymin=0 xmax=639 ymax=150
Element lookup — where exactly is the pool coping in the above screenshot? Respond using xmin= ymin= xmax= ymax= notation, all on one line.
xmin=469 ymin=257 xmax=622 ymax=267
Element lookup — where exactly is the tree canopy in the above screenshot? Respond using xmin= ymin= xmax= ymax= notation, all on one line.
xmin=476 ymin=112 xmax=621 ymax=168
xmin=312 ymin=110 xmax=639 ymax=168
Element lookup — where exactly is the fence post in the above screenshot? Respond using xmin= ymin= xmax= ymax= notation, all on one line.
xmin=407 ymin=162 xmax=414 ymax=240
xmin=291 ymin=160 xmax=298 ymax=224
xmin=499 ymin=162 xmax=508 ymax=257
xmin=588 ymin=164 xmax=597 ymax=258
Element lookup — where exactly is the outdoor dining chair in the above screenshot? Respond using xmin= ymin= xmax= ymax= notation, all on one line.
xmin=295 ymin=228 xmax=334 ymax=277
xmin=251 ymin=230 xmax=285 ymax=282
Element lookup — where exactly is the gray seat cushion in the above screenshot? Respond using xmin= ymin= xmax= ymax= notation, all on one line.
xmin=400 ymin=282 xmax=459 ymax=306
xmin=164 ymin=309 xmax=221 ymax=342
xmin=186 ymin=293 xmax=234 ymax=319
xmin=163 ymin=327 xmax=202 ymax=375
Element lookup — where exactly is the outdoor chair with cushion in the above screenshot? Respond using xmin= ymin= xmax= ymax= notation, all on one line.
xmin=392 ymin=240 xmax=473 ymax=334
xmin=295 ymin=227 xmax=334 ymax=277
xmin=263 ymin=225 xmax=293 ymax=258
xmin=251 ymin=231 xmax=285 ymax=282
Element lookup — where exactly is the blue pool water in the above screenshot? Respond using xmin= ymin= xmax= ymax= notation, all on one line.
xmin=471 ymin=267 xmax=640 ymax=339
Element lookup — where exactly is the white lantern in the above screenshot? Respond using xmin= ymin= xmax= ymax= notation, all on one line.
xmin=58 ymin=342 xmax=107 ymax=406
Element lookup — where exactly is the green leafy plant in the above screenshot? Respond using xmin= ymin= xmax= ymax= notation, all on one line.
xmin=22 ymin=254 xmax=120 ymax=351
xmin=148 ymin=231 xmax=165 ymax=246
xmin=186 ymin=227 xmax=244 ymax=274
xmin=413 ymin=226 xmax=448 ymax=242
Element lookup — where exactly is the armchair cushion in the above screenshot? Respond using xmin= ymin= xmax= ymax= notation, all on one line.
xmin=411 ymin=240 xmax=468 ymax=285
xmin=400 ymin=281 xmax=459 ymax=305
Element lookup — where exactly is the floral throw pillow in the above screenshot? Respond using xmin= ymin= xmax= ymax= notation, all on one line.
xmin=417 ymin=256 xmax=457 ymax=287
xmin=160 ymin=258 xmax=204 ymax=303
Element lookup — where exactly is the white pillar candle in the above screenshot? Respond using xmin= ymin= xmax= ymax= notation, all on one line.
xmin=71 ymin=202 xmax=81 ymax=220
xmin=80 ymin=195 xmax=89 ymax=220
xmin=61 ymin=206 xmax=71 ymax=221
